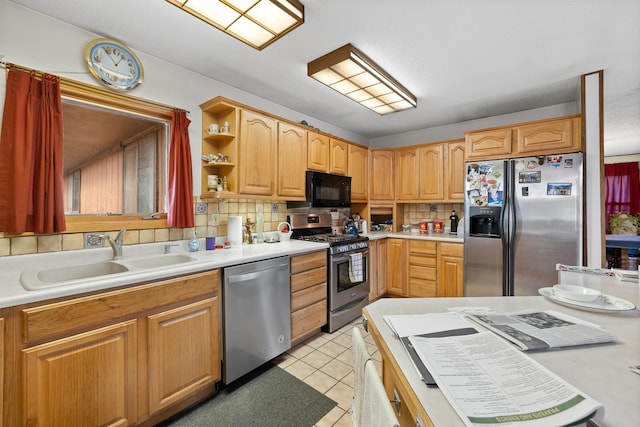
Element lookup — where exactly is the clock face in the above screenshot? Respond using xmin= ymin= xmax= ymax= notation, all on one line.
xmin=85 ymin=38 xmax=143 ymax=90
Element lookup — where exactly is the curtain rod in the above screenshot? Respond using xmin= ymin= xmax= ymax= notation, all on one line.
xmin=0 ymin=60 xmax=190 ymax=114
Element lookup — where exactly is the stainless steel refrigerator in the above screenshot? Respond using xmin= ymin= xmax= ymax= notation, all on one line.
xmin=464 ymin=153 xmax=583 ymax=296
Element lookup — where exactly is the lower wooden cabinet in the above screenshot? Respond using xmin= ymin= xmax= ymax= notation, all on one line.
xmin=382 ymin=358 xmax=420 ymax=427
xmin=387 ymin=239 xmax=408 ymax=296
xmin=408 ymin=241 xmax=437 ymax=297
xmin=290 ymin=251 xmax=327 ymax=344
xmin=147 ymin=297 xmax=220 ymax=413
xmin=437 ymin=243 xmax=464 ymax=297
xmin=369 ymin=239 xmax=388 ymax=302
xmin=23 ymin=320 xmax=139 ymax=427
xmin=6 ymin=270 xmax=221 ymax=427
xmin=385 ymin=239 xmax=464 ymax=298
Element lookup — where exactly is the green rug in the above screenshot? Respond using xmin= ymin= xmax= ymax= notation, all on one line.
xmin=160 ymin=363 xmax=338 ymax=427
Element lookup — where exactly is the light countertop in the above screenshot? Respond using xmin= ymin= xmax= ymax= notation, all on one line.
xmin=0 ymin=239 xmax=329 ymax=308
xmin=366 ymin=231 xmax=463 ymax=243
xmin=363 ymin=275 xmax=640 ymax=427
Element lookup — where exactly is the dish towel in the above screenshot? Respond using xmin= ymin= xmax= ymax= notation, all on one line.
xmin=349 ymin=252 xmax=363 ymax=283
xmin=361 ymin=360 xmax=400 ymax=427
xmin=351 ymin=327 xmax=370 ymax=427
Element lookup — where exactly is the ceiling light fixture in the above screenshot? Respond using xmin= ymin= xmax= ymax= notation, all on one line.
xmin=307 ymin=43 xmax=417 ymax=115
xmin=165 ymin=0 xmax=304 ymax=50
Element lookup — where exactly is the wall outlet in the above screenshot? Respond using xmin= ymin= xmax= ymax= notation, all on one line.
xmin=195 ymin=202 xmax=207 ymax=214
xmin=86 ymin=233 xmax=103 ymax=248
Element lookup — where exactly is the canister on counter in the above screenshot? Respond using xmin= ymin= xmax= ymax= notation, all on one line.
xmin=419 ymin=221 xmax=428 ymax=234
xmin=434 ymin=221 xmax=443 ymax=233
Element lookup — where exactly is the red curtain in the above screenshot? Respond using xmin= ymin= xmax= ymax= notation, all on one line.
xmin=167 ymin=109 xmax=194 ymax=228
xmin=604 ymin=162 xmax=640 ymax=221
xmin=0 ymin=67 xmax=66 ymax=233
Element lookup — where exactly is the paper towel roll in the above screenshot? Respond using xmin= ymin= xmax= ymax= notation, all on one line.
xmin=227 ymin=216 xmax=243 ymax=246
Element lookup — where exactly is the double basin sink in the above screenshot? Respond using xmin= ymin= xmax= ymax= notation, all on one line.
xmin=20 ymin=253 xmax=197 ymax=291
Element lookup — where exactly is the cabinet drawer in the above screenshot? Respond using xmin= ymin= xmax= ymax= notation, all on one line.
xmin=409 ymin=265 xmax=437 ymax=281
xmin=408 ymin=254 xmax=437 ymax=267
xmin=439 ymin=242 xmax=463 ymax=257
xmin=291 ymin=266 xmax=326 ymax=292
xmin=291 ymin=300 xmax=327 ymax=340
xmin=22 ymin=270 xmax=220 ymax=343
xmin=291 ymin=283 xmax=327 ymax=311
xmin=409 ymin=278 xmax=437 ymax=297
xmin=408 ymin=240 xmax=437 ymax=255
xmin=291 ymin=251 xmax=327 ymax=274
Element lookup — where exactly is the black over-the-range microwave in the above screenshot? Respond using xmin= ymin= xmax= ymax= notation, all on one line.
xmin=288 ymin=171 xmax=351 ymax=208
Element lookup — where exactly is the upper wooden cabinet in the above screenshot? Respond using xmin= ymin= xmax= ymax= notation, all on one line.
xmin=419 ymin=144 xmax=444 ymax=200
xmin=277 ymin=122 xmax=307 ymax=198
xmin=395 ymin=147 xmax=419 ymax=200
xmin=445 ymin=139 xmax=466 ymax=201
xmin=370 ymin=149 xmax=395 ymax=200
xmin=466 ymin=115 xmax=581 ymax=160
xmin=238 ymin=109 xmax=276 ymax=195
xmin=329 ymin=139 xmax=349 ymax=175
xmin=307 ymin=131 xmax=330 ymax=172
xmin=348 ymin=144 xmax=369 ymax=202
xmin=515 ymin=116 xmax=581 ymax=155
xmin=465 ymin=127 xmax=513 ymax=160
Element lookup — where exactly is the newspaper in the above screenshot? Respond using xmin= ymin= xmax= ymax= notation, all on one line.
xmin=466 ymin=310 xmax=617 ymax=351
xmin=409 ymin=332 xmax=604 ymax=427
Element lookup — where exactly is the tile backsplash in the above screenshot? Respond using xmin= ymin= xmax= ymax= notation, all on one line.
xmin=0 ymin=199 xmax=459 ymax=256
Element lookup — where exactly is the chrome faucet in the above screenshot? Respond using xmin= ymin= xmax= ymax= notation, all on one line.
xmin=99 ymin=229 xmax=126 ymax=260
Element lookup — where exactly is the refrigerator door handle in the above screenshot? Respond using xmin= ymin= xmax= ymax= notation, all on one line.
xmin=500 ymin=160 xmax=510 ymax=295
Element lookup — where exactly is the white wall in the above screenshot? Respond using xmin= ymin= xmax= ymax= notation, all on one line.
xmin=0 ymin=1 xmax=366 ymax=195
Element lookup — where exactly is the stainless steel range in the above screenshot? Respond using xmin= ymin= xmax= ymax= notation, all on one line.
xmin=289 ymin=213 xmax=369 ymax=333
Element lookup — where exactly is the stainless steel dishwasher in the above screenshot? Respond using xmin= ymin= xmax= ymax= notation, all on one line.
xmin=223 ymin=256 xmax=291 ymax=384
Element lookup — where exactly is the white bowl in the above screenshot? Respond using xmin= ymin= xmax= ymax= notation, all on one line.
xmin=553 ymin=284 xmax=602 ymax=302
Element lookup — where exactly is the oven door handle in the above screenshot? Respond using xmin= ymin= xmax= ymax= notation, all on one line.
xmin=331 ymin=249 xmax=369 ymax=263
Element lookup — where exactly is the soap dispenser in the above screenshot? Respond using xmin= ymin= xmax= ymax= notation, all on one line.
xmin=188 ymin=231 xmax=200 ymax=252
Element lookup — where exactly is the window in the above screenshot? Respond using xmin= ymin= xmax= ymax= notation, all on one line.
xmin=59 ymin=78 xmax=173 ymax=232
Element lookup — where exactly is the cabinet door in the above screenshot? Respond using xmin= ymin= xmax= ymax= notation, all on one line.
xmin=465 ymin=127 xmax=512 ymax=160
xmin=395 ymin=148 xmax=419 ymax=200
xmin=147 ymin=297 xmax=220 ymax=414
xmin=386 ymin=239 xmax=407 ymax=296
xmin=23 ymin=320 xmax=138 ymax=427
xmin=239 ymin=110 xmax=276 ymax=195
xmin=515 ymin=117 xmax=581 ymax=155
xmin=438 ymin=255 xmax=464 ymax=297
xmin=368 ymin=240 xmax=379 ymax=301
xmin=348 ymin=144 xmax=369 ymax=202
xmin=370 ymin=149 xmax=395 ymax=200
xmin=445 ymin=140 xmax=466 ymax=200
xmin=419 ymin=144 xmax=444 ymax=200
xmin=277 ymin=123 xmax=307 ymax=198
xmin=307 ymin=131 xmax=329 ymax=172
xmin=377 ymin=239 xmax=388 ymax=296
xmin=329 ymin=138 xmax=349 ymax=175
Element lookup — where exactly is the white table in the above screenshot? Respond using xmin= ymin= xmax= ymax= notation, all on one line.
xmin=363 ymin=275 xmax=640 ymax=427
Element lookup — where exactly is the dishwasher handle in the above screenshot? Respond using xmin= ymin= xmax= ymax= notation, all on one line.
xmin=226 ymin=258 xmax=289 ymax=284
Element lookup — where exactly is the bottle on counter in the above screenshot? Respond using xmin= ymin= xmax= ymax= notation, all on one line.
xmin=450 ymin=210 xmax=459 ymax=234
xmin=188 ymin=231 xmax=200 ymax=252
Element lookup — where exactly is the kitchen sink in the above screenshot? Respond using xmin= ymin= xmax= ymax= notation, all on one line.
xmin=20 ymin=253 xmax=198 ymax=291
xmin=21 ymin=261 xmax=130 ymax=290
xmin=121 ymin=254 xmax=195 ymax=269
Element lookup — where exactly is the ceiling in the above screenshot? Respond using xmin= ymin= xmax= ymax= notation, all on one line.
xmin=11 ymin=0 xmax=640 ymax=156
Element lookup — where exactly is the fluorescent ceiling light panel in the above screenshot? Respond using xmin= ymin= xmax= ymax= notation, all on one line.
xmin=308 ymin=43 xmax=417 ymax=115
xmin=165 ymin=0 xmax=304 ymax=50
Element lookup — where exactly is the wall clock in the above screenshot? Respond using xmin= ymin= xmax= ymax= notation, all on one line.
xmin=85 ymin=38 xmax=144 ymax=90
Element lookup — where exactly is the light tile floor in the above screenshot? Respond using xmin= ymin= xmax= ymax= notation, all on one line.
xmin=273 ymin=317 xmax=382 ymax=427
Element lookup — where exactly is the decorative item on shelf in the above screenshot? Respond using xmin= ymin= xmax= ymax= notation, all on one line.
xmin=207 ymin=174 xmax=221 ymax=192
xmin=222 ymin=121 xmax=229 ymax=133
xmin=202 ymin=153 xmax=231 ymax=164
xmin=207 ymin=123 xmax=219 ymax=134
xmin=222 ymin=176 xmax=229 ymax=191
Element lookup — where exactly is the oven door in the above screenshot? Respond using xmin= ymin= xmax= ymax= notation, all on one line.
xmin=329 ymin=248 xmax=369 ymax=310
